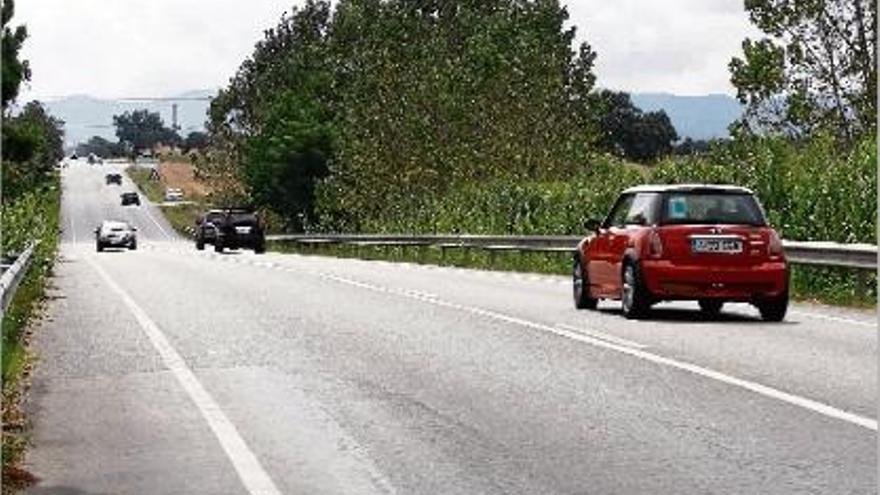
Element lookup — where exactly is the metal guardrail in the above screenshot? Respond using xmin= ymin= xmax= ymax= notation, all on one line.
xmin=782 ymin=241 xmax=877 ymax=270
xmin=265 ymin=233 xmax=878 ymax=270
xmin=0 ymin=243 xmax=37 ymax=313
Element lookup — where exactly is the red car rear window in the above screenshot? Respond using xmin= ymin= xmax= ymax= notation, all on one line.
xmin=660 ymin=192 xmax=766 ymax=226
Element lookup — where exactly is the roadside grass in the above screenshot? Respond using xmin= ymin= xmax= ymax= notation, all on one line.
xmin=1 ymin=177 xmax=61 ymax=490
xmin=128 ymin=160 xmax=210 ymax=240
xmin=269 ymin=241 xmax=876 ymax=308
xmin=158 ymin=203 xmax=202 ymax=238
xmin=125 ymin=166 xmax=164 ymax=203
xmin=1 ymin=266 xmax=49 ymax=491
xmin=270 ymin=241 xmax=567 ymax=274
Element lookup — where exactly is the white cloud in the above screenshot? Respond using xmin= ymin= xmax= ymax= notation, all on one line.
xmin=16 ymin=0 xmax=294 ymax=100
xmin=14 ymin=0 xmax=761 ymax=100
xmin=565 ymin=0 xmax=762 ymax=95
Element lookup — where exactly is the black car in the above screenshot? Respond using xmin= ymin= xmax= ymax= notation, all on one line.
xmin=195 ymin=208 xmax=265 ymax=254
xmin=121 ymin=192 xmax=141 ymax=206
xmin=105 ymin=173 xmax=122 ymax=185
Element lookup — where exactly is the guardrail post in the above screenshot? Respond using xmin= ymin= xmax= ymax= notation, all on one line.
xmin=854 ymin=268 xmax=870 ymax=301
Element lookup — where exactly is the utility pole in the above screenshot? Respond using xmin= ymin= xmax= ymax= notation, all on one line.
xmin=117 ymin=96 xmax=213 ymax=133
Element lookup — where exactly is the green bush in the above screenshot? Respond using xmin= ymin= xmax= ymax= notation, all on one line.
xmin=1 ymin=174 xmax=61 ymax=381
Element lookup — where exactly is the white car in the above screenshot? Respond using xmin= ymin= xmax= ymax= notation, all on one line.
xmin=164 ymin=188 xmax=184 ymax=202
xmin=95 ymin=220 xmax=137 ymax=252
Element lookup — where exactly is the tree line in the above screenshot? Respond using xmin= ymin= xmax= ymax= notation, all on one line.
xmin=205 ymin=0 xmax=874 ymax=234
xmin=2 ymin=0 xmax=64 ymax=204
xmin=205 ymin=0 xmax=682 ymax=231
xmin=76 ymin=110 xmax=209 ymax=158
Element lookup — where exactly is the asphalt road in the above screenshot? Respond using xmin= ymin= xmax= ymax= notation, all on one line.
xmin=24 ymin=160 xmax=877 ymax=494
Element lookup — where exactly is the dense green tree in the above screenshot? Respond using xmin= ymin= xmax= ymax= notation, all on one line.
xmin=2 ymin=102 xmax=65 ymax=201
xmin=673 ymin=138 xmax=714 ymax=156
xmin=2 ymin=1 xmax=64 ymax=205
xmin=209 ymin=0 xmax=601 ymax=230
xmin=1 ymin=0 xmax=30 ymax=111
xmin=182 ymin=131 xmax=210 ymax=152
xmin=242 ymin=92 xmax=332 ymax=230
xmin=208 ymin=0 xmax=333 ymax=226
xmin=729 ymin=0 xmax=876 ymax=141
xmin=75 ymin=135 xmax=125 ymax=158
xmin=320 ymin=0 xmax=599 ymax=228
xmin=591 ymin=90 xmax=678 ymax=162
xmin=113 ymin=109 xmax=180 ymax=154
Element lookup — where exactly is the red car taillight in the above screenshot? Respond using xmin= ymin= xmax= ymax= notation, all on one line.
xmin=768 ymin=230 xmax=784 ymax=259
xmin=648 ymin=230 xmax=664 ymax=258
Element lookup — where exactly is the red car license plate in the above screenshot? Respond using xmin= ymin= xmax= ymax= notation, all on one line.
xmin=691 ymin=237 xmax=743 ymax=254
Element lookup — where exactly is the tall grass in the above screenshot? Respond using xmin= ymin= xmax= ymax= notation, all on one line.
xmin=320 ymin=135 xmax=876 ymax=305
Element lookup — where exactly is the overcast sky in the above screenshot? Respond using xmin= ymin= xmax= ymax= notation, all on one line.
xmin=15 ymin=0 xmax=760 ymax=101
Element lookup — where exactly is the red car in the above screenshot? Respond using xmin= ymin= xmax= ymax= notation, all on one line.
xmin=573 ymin=184 xmax=788 ymax=321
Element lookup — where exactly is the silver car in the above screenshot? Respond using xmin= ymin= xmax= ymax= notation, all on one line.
xmin=164 ymin=187 xmax=184 ymax=202
xmin=95 ymin=220 xmax=137 ymax=252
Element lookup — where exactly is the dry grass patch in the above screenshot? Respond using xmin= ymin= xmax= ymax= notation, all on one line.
xmin=158 ymin=161 xmax=211 ymax=200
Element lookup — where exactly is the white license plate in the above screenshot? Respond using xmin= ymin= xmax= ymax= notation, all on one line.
xmin=235 ymin=226 xmax=252 ymax=234
xmin=691 ymin=238 xmax=742 ymax=254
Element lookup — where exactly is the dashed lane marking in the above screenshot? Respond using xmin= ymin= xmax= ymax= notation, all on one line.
xmin=309 ymin=271 xmax=878 ymax=432
xmin=555 ymin=323 xmax=649 ymax=349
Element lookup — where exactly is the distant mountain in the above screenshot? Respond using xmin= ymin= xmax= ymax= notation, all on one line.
xmin=42 ymin=89 xmax=740 ymax=147
xmin=42 ymin=89 xmax=217 ymax=147
xmin=631 ymin=93 xmax=743 ymax=141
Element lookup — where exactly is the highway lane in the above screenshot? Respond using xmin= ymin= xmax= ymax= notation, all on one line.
xmin=24 ymin=161 xmax=877 ymax=494
xmin=60 ymin=159 xmax=176 ymax=245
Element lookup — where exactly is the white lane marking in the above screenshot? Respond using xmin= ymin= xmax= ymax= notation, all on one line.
xmin=790 ymin=310 xmax=875 ymax=329
xmin=69 ymin=214 xmax=77 ymax=244
xmin=139 ymin=204 xmax=172 ymax=240
xmin=555 ymin=324 xmax=649 ymax=349
xmin=311 ymin=272 xmax=877 ymax=431
xmin=86 ymin=257 xmax=282 ymax=495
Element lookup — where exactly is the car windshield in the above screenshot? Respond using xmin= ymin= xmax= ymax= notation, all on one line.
xmin=660 ymin=192 xmax=766 ymax=226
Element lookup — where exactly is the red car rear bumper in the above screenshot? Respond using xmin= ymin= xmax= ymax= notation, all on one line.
xmin=641 ymin=259 xmax=788 ymax=301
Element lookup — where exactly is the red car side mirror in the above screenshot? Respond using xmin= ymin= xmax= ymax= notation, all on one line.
xmin=584 ymin=219 xmax=601 ymax=232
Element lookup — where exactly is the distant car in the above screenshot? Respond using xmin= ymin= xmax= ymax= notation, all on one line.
xmin=573 ymin=184 xmax=788 ymax=321
xmin=195 ymin=208 xmax=265 ymax=254
xmin=105 ymin=173 xmax=122 ymax=185
xmin=95 ymin=220 xmax=137 ymax=252
xmin=164 ymin=188 xmax=184 ymax=202
xmin=87 ymin=153 xmax=102 ymax=165
xmin=120 ymin=192 xmax=141 ymax=206
xmin=70 ymin=153 xmax=78 ymax=160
